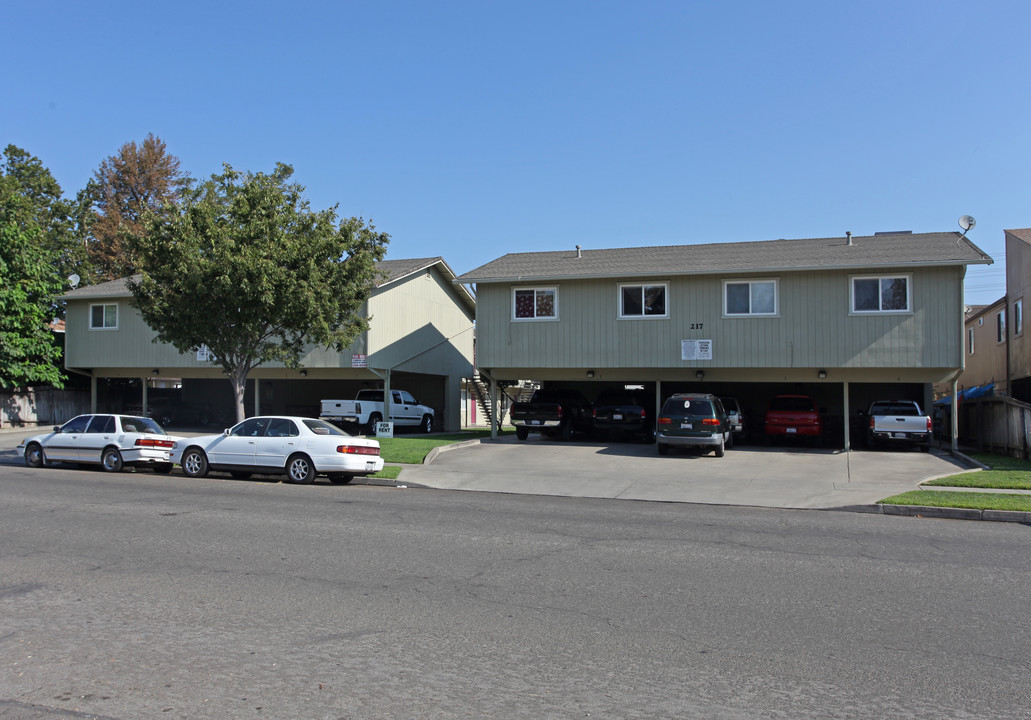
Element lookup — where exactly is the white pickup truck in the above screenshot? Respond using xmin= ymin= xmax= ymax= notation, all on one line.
xmin=320 ymin=389 xmax=435 ymax=434
xmin=863 ymin=400 xmax=932 ymax=451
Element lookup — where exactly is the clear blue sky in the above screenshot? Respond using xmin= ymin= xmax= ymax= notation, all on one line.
xmin=4 ymin=0 xmax=1027 ymax=304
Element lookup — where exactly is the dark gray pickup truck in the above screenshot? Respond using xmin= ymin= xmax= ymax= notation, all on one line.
xmin=510 ymin=388 xmax=593 ymax=441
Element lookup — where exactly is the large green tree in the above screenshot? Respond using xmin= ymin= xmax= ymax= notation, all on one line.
xmin=0 ymin=145 xmax=77 ymax=388
xmin=89 ymin=133 xmax=189 ymax=281
xmin=0 ymin=207 xmax=66 ymax=389
xmin=128 ymin=163 xmax=389 ymax=422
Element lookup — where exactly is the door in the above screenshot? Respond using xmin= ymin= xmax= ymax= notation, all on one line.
xmin=77 ymin=415 xmax=117 ymax=463
xmin=44 ymin=415 xmax=92 ymax=462
xmin=207 ymin=417 xmax=269 ymax=467
xmin=253 ymin=418 xmax=301 ymax=469
xmin=393 ymin=391 xmax=418 ymax=426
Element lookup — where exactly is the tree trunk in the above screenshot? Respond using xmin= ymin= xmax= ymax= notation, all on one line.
xmin=230 ymin=367 xmax=249 ymax=424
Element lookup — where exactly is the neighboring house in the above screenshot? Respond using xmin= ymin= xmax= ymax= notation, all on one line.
xmin=455 ymin=231 xmax=993 ymax=450
xmin=934 ymin=299 xmax=1008 ymax=400
xmin=1005 ymin=228 xmax=1031 ymax=402
xmin=61 ymin=258 xmax=475 ymax=431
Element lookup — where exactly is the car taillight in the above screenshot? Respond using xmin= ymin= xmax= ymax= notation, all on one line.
xmin=658 ymin=417 xmax=672 ymax=425
xmin=701 ymin=418 xmax=720 ymax=426
xmin=337 ymin=445 xmax=380 ymax=456
xmin=135 ymin=438 xmax=173 ymax=448
xmin=869 ymin=417 xmax=875 ymax=429
xmin=556 ymin=404 xmax=563 ymax=418
xmin=593 ymin=408 xmax=598 ymax=418
xmin=926 ymin=417 xmax=933 ymax=432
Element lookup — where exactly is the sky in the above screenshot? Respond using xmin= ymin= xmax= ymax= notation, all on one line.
xmin=3 ymin=0 xmax=1028 ymax=305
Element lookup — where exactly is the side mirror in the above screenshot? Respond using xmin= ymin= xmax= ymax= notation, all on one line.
xmin=223 ymin=428 xmax=231 ymax=436
xmin=54 ymin=426 xmax=61 ymax=432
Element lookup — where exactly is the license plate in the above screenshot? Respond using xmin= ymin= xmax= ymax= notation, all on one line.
xmin=366 ymin=461 xmax=376 ymax=471
xmin=893 ymin=432 xmax=906 ymax=438
xmin=528 ymin=420 xmax=541 ymax=425
xmin=786 ymin=428 xmax=797 ymax=433
xmin=681 ymin=422 xmax=693 ymax=430
xmin=613 ymin=413 xmax=623 ymax=420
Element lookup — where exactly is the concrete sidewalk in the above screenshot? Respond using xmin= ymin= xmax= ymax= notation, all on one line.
xmin=399 ymin=434 xmax=976 ymax=510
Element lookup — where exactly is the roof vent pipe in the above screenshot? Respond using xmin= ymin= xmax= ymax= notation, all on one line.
xmin=846 ymin=231 xmax=852 ymax=246
xmin=576 ymin=244 xmax=582 ymax=258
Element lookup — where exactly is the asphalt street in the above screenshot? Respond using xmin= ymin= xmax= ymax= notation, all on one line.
xmin=1 ymin=464 xmax=1029 ymax=719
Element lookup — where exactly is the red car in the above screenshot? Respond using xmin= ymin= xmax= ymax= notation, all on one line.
xmin=764 ymin=395 xmax=821 ymax=442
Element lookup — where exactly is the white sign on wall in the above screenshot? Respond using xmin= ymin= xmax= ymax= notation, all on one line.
xmin=352 ymin=354 xmax=368 ymax=368
xmin=681 ymin=339 xmax=713 ymax=361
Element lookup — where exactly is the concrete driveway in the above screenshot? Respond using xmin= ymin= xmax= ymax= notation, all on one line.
xmin=401 ymin=434 xmax=973 ymax=509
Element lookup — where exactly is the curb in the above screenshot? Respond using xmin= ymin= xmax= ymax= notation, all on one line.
xmin=423 ymin=438 xmax=485 ymax=465
xmin=875 ymin=503 xmax=1031 ymax=524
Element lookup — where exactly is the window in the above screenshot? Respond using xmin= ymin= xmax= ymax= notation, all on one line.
xmin=266 ymin=418 xmax=298 ymax=437
xmin=968 ymin=328 xmax=975 ymax=355
xmin=89 ymin=303 xmax=118 ymax=329
xmin=619 ymin=283 xmax=668 ymax=318
xmin=724 ymin=279 xmax=777 ymax=316
xmin=86 ymin=415 xmax=115 ymax=434
xmin=513 ymin=287 xmax=557 ymax=320
xmin=851 ymin=275 xmax=910 ymax=313
xmin=1014 ymin=299 xmax=1023 ymax=337
xmin=997 ymin=311 xmax=1006 ymax=343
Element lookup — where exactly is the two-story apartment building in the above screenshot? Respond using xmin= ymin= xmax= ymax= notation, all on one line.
xmin=62 ymin=257 xmax=476 ymax=431
xmin=456 ymin=231 xmax=993 ymax=450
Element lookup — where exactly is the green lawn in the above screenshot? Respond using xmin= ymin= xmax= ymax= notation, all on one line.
xmin=879 ymin=451 xmax=1031 ymax=511
xmin=375 ymin=428 xmax=511 ymax=464
xmin=879 ymin=490 xmax=1031 ymax=512
xmin=369 ymin=465 xmax=402 ymax=480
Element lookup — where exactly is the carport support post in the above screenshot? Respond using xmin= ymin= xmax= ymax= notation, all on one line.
xmin=842 ymin=382 xmax=850 ymax=452
xmin=951 ymin=379 xmax=959 ymax=452
xmin=253 ymin=379 xmax=260 ymax=416
xmin=90 ymin=374 xmax=97 ymax=414
xmin=490 ymin=376 xmax=498 ymax=441
xmin=142 ymin=378 xmax=149 ymax=417
xmin=656 ymin=380 xmax=663 ymax=429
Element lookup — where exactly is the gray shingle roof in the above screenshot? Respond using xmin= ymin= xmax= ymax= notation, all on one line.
xmin=62 ymin=258 xmax=476 ymax=313
xmin=455 ymin=232 xmax=993 ymax=284
xmin=1006 ymin=228 xmax=1031 ymax=245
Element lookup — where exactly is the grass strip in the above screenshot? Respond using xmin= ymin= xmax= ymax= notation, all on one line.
xmin=879 ymin=490 xmax=1031 ymax=512
xmin=369 ymin=465 xmax=402 ymax=480
xmin=923 ymin=452 xmax=1031 ymax=490
xmin=375 ymin=429 xmax=512 ymax=464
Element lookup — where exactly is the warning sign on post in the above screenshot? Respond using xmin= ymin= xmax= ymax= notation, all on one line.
xmin=681 ymin=339 xmax=713 ymax=361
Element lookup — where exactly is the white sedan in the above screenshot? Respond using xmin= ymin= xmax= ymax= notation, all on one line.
xmin=18 ymin=414 xmax=181 ymax=473
xmin=171 ymin=416 xmax=384 ymax=484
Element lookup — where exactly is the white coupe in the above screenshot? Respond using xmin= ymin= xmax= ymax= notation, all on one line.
xmin=19 ymin=414 xmax=181 ymax=473
xmin=171 ymin=416 xmax=385 ymax=484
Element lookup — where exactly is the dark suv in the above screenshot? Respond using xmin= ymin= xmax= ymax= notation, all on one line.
xmin=592 ymin=388 xmax=655 ymax=443
xmin=656 ymin=393 xmax=732 ymax=457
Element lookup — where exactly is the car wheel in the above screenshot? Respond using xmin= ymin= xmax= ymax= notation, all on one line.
xmin=181 ymin=448 xmax=209 ymax=478
xmin=24 ymin=442 xmax=46 ymax=468
xmin=328 ymin=473 xmax=354 ymax=485
xmin=726 ymin=431 xmax=734 ymax=449
xmin=715 ymin=435 xmax=726 ymax=458
xmin=230 ymin=471 xmax=252 ymax=480
xmin=286 ymin=454 xmax=315 ymax=484
xmin=560 ymin=421 xmax=573 ymax=441
xmin=420 ymin=414 xmax=433 ymax=433
xmin=516 ymin=427 xmax=529 ymax=441
xmin=102 ymin=447 xmax=124 ymax=472
xmin=642 ymin=427 xmax=656 ymax=444
xmin=657 ymin=443 xmax=669 ymax=456
xmin=366 ymin=413 xmax=382 ymax=435
xmin=153 ymin=463 xmax=173 ymax=474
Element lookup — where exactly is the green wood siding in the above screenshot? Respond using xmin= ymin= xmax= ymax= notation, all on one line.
xmin=474 ymin=266 xmax=963 ymax=370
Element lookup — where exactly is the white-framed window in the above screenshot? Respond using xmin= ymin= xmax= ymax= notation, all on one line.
xmin=997 ymin=311 xmax=1006 ymax=343
xmin=850 ymin=275 xmax=911 ymax=313
xmin=723 ymin=279 xmax=778 ymax=316
xmin=89 ymin=303 xmax=118 ymax=330
xmin=619 ymin=283 xmax=668 ymax=319
xmin=968 ymin=328 xmax=975 ymax=355
xmin=513 ymin=287 xmax=558 ymax=321
xmin=1014 ymin=299 xmax=1023 ymax=337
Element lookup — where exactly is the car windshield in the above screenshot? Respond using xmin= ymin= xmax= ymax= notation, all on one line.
xmin=769 ymin=396 xmax=815 ymax=412
xmin=123 ymin=416 xmax=166 ymax=434
xmin=303 ymin=418 xmax=351 ymax=436
xmin=662 ymin=398 xmax=714 ymax=417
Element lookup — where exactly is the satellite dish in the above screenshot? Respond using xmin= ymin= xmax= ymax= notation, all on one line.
xmin=68 ymin=274 xmax=80 ymax=288
xmin=958 ymin=215 xmax=976 ymax=232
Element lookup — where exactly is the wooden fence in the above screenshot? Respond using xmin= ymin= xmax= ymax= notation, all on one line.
xmin=0 ymin=388 xmax=91 ymax=428
xmin=956 ymin=396 xmax=1031 ymax=459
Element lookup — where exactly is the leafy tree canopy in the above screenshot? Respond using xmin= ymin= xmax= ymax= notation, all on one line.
xmin=89 ymin=133 xmax=189 ymax=281
xmin=0 ymin=207 xmax=65 ymax=389
xmin=128 ymin=163 xmax=388 ymax=421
